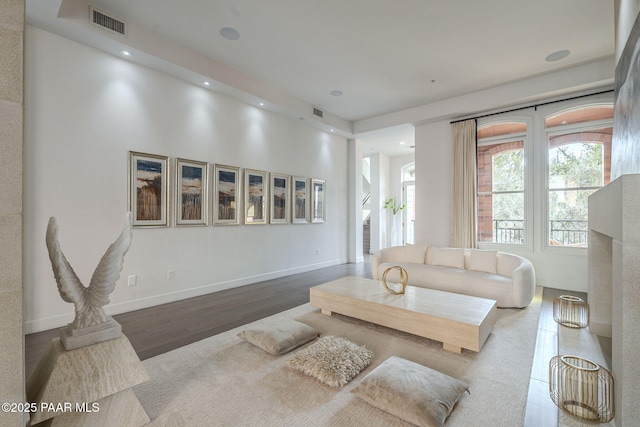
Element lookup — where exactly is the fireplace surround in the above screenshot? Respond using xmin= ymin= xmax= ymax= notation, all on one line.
xmin=588 ymin=173 xmax=640 ymax=425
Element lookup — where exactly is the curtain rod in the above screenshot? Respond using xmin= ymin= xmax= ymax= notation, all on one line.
xmin=450 ymin=89 xmax=614 ymax=125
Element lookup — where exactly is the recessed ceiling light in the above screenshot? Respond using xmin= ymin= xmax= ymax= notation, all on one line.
xmin=202 ymin=81 xmax=211 ymax=86
xmin=259 ymin=102 xmax=265 ymax=106
xmin=399 ymin=141 xmax=406 ymax=145
xmin=220 ymin=27 xmax=240 ymax=40
xmin=330 ymin=90 xmax=343 ymax=97
xmin=545 ymin=50 xmax=570 ymax=62
xmin=330 ymin=129 xmax=335 ymax=132
xmin=120 ymin=50 xmax=131 ymax=56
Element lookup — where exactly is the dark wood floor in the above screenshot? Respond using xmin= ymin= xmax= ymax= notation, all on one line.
xmin=25 ymin=259 xmax=372 ymax=379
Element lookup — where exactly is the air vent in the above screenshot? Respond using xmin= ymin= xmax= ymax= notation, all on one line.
xmin=313 ymin=107 xmax=324 ymax=119
xmin=90 ymin=6 xmax=127 ymax=37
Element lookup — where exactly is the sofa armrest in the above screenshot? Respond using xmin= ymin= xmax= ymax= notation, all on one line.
xmin=511 ymin=261 xmax=536 ymax=308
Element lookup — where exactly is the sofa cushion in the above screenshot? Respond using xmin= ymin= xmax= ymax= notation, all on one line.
xmin=467 ymin=249 xmax=498 ymax=274
xmin=429 ymin=247 xmax=465 ymax=269
xmin=379 ymin=244 xmax=427 ymax=264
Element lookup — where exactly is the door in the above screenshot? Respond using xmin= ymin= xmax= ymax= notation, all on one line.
xmin=402 ymin=182 xmax=415 ymax=244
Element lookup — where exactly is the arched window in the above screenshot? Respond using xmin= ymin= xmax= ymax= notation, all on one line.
xmin=474 ymin=96 xmax=613 ymax=251
xmin=477 ymin=121 xmax=527 ymax=244
xmin=545 ymin=105 xmax=613 ymax=247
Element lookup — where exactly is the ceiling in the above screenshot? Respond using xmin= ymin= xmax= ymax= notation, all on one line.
xmin=25 ymin=0 xmax=615 ymax=156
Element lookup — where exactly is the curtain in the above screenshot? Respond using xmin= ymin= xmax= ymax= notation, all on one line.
xmin=451 ymin=119 xmax=477 ymax=248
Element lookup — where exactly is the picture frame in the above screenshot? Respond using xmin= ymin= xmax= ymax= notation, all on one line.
xmin=244 ymin=169 xmax=268 ymax=224
xmin=292 ymin=176 xmax=309 ymax=224
xmin=214 ymin=164 xmax=241 ymax=225
xmin=128 ymin=151 xmax=169 ymax=227
xmin=270 ymin=173 xmax=290 ymax=224
xmin=311 ymin=178 xmax=326 ymax=223
xmin=175 ymin=158 xmax=208 ymax=226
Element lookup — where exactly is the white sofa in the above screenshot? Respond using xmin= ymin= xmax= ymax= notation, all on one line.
xmin=371 ymin=245 xmax=536 ymax=308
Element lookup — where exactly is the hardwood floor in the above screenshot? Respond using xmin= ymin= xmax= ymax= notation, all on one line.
xmin=24 ymin=259 xmax=372 ymax=378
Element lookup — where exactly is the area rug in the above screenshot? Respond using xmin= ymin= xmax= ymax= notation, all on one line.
xmin=134 ymin=287 xmax=543 ymax=426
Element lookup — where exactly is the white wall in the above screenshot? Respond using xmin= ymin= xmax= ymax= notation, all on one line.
xmin=368 ymin=153 xmax=391 ymax=252
xmin=23 ymin=27 xmax=349 ymax=333
xmin=414 ymin=121 xmax=452 ymax=247
xmin=348 ymin=139 xmax=364 ymax=263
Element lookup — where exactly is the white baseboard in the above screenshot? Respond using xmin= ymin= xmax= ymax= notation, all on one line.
xmin=25 ymin=258 xmax=348 ymax=334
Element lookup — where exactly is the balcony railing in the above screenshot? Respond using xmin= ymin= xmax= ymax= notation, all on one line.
xmin=493 ymin=220 xmax=524 ymax=244
xmin=492 ymin=219 xmax=588 ymax=246
xmin=549 ymin=220 xmax=588 ymax=246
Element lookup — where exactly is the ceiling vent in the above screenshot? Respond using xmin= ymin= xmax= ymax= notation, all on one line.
xmin=89 ymin=6 xmax=127 ymax=37
xmin=313 ymin=107 xmax=324 ymax=119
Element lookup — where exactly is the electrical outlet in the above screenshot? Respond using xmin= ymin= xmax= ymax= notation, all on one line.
xmin=167 ymin=270 xmax=174 ymax=279
xmin=127 ymin=275 xmax=137 ymax=286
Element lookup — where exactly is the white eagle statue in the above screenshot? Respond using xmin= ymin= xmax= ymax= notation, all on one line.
xmin=45 ymin=213 xmax=132 ymax=348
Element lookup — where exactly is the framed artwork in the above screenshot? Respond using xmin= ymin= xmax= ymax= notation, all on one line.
xmin=270 ymin=173 xmax=290 ymax=224
xmin=214 ymin=164 xmax=241 ymax=225
xmin=129 ymin=151 xmax=169 ymax=227
xmin=244 ymin=169 xmax=268 ymax=224
xmin=292 ymin=176 xmax=309 ymax=223
xmin=311 ymin=178 xmax=326 ymax=223
xmin=175 ymin=158 xmax=208 ymax=226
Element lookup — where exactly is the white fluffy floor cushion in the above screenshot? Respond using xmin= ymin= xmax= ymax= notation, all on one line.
xmin=286 ymin=336 xmax=373 ymax=387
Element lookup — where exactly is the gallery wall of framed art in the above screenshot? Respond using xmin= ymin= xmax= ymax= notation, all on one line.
xmin=128 ymin=151 xmax=326 ymax=228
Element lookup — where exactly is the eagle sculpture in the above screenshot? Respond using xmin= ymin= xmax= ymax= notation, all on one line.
xmin=46 ymin=213 xmax=132 ymax=331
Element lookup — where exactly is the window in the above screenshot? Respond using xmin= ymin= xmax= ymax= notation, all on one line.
xmin=477 ymin=122 xmax=526 ymax=244
xmin=475 ymin=98 xmax=613 ymax=251
xmin=545 ymin=106 xmax=613 ymax=247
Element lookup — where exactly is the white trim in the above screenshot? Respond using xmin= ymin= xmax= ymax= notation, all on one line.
xmin=476 ymin=114 xmax=534 ymax=251
xmin=24 ymin=258 xmax=348 ymax=334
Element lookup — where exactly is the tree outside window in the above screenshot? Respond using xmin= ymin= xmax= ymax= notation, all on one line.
xmin=547 ymin=129 xmax=611 ymax=246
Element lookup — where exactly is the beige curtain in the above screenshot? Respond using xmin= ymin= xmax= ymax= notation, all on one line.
xmin=451 ymin=119 xmax=477 ymax=248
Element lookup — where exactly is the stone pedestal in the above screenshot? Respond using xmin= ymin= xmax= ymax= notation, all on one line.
xmin=26 ymin=335 xmax=150 ymax=426
xmin=60 ymin=318 xmax=122 ymax=350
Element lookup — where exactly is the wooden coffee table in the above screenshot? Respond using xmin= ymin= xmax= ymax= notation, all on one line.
xmin=309 ymin=276 xmax=498 ymax=353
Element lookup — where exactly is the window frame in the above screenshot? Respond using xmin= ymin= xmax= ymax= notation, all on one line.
xmin=543 ymin=120 xmax=613 ymax=253
xmin=476 ymin=116 xmax=534 ymax=252
xmin=474 ymin=94 xmax=614 ymax=256
xmin=537 ymin=97 xmax=613 ymax=254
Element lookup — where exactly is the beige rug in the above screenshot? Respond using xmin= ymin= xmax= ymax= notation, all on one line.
xmin=134 ymin=287 xmax=543 ymax=426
